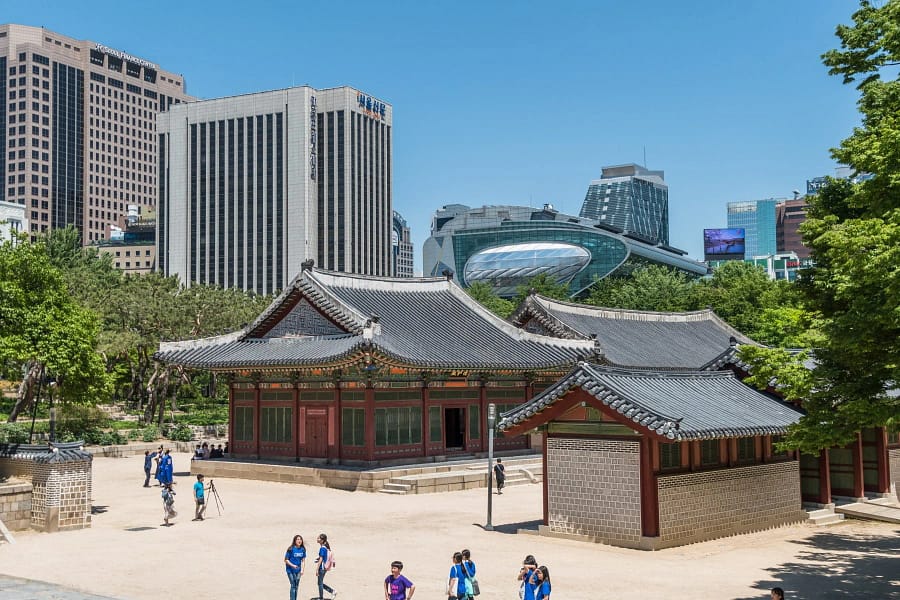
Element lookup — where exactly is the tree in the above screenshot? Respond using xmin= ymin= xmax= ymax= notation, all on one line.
xmin=513 ymin=273 xmax=571 ymax=306
xmin=787 ymin=0 xmax=900 ymax=449
xmin=586 ymin=266 xmax=694 ymax=311
xmin=465 ymin=281 xmax=515 ymax=319
xmin=0 ymin=238 xmax=110 ymax=421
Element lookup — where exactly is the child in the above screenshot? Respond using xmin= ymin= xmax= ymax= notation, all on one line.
xmin=161 ymin=483 xmax=176 ymax=526
xmin=384 ymin=560 xmax=415 ymax=600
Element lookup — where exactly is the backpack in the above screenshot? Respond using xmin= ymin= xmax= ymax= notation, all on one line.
xmin=323 ymin=549 xmax=335 ymax=571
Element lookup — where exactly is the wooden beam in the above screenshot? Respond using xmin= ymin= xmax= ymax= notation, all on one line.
xmin=875 ymin=427 xmax=890 ymax=493
xmin=640 ymin=436 xmax=659 ymax=537
xmin=852 ymin=432 xmax=864 ymax=498
xmin=818 ymin=448 xmax=831 ymax=505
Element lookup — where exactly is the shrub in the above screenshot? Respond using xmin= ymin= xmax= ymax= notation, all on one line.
xmin=168 ymin=423 xmax=194 ymax=442
xmin=0 ymin=423 xmax=30 ymax=444
xmin=141 ymin=425 xmax=161 ymax=442
xmin=57 ymin=404 xmax=110 ymax=439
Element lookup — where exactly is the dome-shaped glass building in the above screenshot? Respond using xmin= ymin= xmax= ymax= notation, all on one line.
xmin=423 ymin=204 xmax=707 ymax=297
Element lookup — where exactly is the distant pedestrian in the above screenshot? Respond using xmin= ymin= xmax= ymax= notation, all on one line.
xmin=314 ymin=533 xmax=336 ymax=599
xmin=161 ymin=483 xmax=176 ymax=526
xmin=154 ymin=445 xmax=164 ymax=485
xmin=160 ymin=449 xmax=173 ymax=485
xmin=448 ymin=551 xmax=467 ymax=600
xmin=771 ymin=588 xmax=785 ymax=600
xmin=193 ymin=474 xmax=208 ymax=521
xmin=384 ymin=560 xmax=415 ymax=600
xmin=143 ymin=449 xmax=158 ymax=487
xmin=517 ymin=555 xmax=538 ymax=600
xmin=223 ymin=442 xmax=229 ymax=455
xmin=493 ymin=458 xmax=505 ymax=494
xmin=192 ymin=444 xmax=203 ymax=460
xmin=284 ymin=534 xmax=306 ymax=600
xmin=460 ymin=549 xmax=477 ymax=598
xmin=534 ymin=566 xmax=550 ymax=600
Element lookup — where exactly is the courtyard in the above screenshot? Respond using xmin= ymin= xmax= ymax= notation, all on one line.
xmin=0 ymin=452 xmax=898 ymax=599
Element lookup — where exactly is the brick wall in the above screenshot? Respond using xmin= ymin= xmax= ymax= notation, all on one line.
xmin=657 ymin=460 xmax=805 ymax=548
xmin=889 ymin=448 xmax=900 ymax=502
xmin=546 ymin=437 xmax=642 ymax=545
xmin=0 ymin=454 xmax=92 ymax=532
xmin=0 ymin=479 xmax=33 ymax=531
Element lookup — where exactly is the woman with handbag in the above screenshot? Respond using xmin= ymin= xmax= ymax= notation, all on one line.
xmin=447 ymin=552 xmax=467 ymax=600
xmin=460 ymin=549 xmax=478 ymax=597
xmin=314 ymin=533 xmax=336 ymax=600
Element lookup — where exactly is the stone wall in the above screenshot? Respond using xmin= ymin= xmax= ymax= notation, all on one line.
xmin=657 ymin=460 xmax=805 ymax=548
xmin=889 ymin=448 xmax=900 ymax=502
xmin=0 ymin=478 xmax=33 ymax=531
xmin=546 ymin=437 xmax=642 ymax=546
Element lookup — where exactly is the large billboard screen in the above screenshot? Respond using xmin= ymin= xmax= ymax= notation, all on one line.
xmin=704 ymin=228 xmax=745 ymax=261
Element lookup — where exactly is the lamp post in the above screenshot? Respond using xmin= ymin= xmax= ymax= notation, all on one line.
xmin=485 ymin=403 xmax=496 ymax=531
xmin=47 ymin=378 xmax=57 ymax=443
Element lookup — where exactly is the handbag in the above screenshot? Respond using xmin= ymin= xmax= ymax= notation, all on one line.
xmin=518 ymin=580 xmax=525 ymax=600
xmin=461 ymin=562 xmax=480 ymax=596
xmin=447 ymin=576 xmax=459 ymax=598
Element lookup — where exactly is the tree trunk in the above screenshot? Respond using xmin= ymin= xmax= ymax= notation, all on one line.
xmin=144 ymin=364 xmax=160 ymax=425
xmin=8 ymin=362 xmax=42 ymax=422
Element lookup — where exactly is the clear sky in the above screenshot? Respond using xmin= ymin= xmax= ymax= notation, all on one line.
xmin=11 ymin=1 xmax=862 ymax=269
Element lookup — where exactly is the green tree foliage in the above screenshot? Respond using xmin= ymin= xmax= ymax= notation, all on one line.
xmin=783 ymin=0 xmax=900 ymax=449
xmin=586 ymin=266 xmax=694 ymax=312
xmin=465 ymin=281 xmax=515 ymax=319
xmin=0 ymin=237 xmax=111 ymax=421
xmin=513 ymin=273 xmax=572 ymax=306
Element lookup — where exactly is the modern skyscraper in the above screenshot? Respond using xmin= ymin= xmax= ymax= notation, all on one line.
xmin=391 ymin=210 xmax=413 ymax=277
xmin=776 ymin=196 xmax=810 ymax=259
xmin=726 ymin=199 xmax=778 ymax=258
xmin=0 ymin=24 xmax=191 ymax=242
xmin=579 ymin=164 xmax=669 ymax=245
xmin=158 ymin=86 xmax=393 ymax=295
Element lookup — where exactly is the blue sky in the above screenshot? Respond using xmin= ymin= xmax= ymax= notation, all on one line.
xmin=14 ymin=1 xmax=862 ymax=269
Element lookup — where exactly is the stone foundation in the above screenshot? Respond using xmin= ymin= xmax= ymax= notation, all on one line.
xmin=0 ymin=478 xmax=33 ymax=531
xmin=546 ymin=437 xmax=642 ymax=546
xmin=656 ymin=460 xmax=806 ymax=548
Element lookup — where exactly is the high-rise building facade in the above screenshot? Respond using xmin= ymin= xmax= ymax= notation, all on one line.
xmin=158 ymin=86 xmax=392 ymax=295
xmin=0 ymin=24 xmax=191 ymax=242
xmin=726 ymin=199 xmax=778 ymax=258
xmin=579 ymin=164 xmax=669 ymax=245
xmin=776 ymin=197 xmax=810 ymax=259
xmin=391 ymin=210 xmax=413 ymax=277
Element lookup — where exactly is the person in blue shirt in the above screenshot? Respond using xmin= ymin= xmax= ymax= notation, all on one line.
xmin=143 ymin=450 xmax=158 ymax=487
xmin=314 ymin=533 xmax=336 ymax=600
xmin=460 ymin=549 xmax=476 ymax=598
xmin=160 ymin=449 xmax=173 ymax=485
xmin=284 ymin=534 xmax=306 ymax=600
xmin=154 ymin=445 xmax=164 ymax=486
xmin=517 ymin=555 xmax=538 ymax=600
xmin=449 ymin=552 xmax=467 ymax=599
xmin=192 ymin=474 xmax=208 ymax=521
xmin=534 ymin=566 xmax=551 ymax=600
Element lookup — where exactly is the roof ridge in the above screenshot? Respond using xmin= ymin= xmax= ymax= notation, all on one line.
xmin=534 ymin=295 xmax=719 ymax=321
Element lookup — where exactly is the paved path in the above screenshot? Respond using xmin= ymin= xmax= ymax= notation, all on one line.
xmin=0 ymin=575 xmax=121 ymax=599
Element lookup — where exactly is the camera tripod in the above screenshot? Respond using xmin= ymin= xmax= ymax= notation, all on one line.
xmin=207 ymin=479 xmax=224 ymax=516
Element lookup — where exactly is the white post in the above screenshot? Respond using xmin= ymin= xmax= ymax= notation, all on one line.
xmin=485 ymin=403 xmax=496 ymax=531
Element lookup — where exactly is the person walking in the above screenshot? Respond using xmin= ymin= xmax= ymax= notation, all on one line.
xmin=143 ymin=449 xmax=158 ymax=487
xmin=493 ymin=458 xmax=506 ymax=494
xmin=384 ymin=560 xmax=415 ymax=600
xmin=314 ymin=533 xmax=336 ymax=599
xmin=284 ymin=534 xmax=306 ymax=600
xmin=534 ymin=566 xmax=551 ymax=600
xmin=192 ymin=474 xmax=208 ymax=521
xmin=460 ymin=549 xmax=477 ymax=598
xmin=517 ymin=555 xmax=538 ymax=600
xmin=161 ymin=483 xmax=176 ymax=526
xmin=448 ymin=552 xmax=467 ymax=600
xmin=154 ymin=445 xmax=164 ymax=486
xmin=160 ymin=449 xmax=173 ymax=486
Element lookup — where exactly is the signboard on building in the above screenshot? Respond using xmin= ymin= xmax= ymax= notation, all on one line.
xmin=357 ymin=93 xmax=387 ymax=119
xmin=703 ymin=228 xmax=745 ymax=262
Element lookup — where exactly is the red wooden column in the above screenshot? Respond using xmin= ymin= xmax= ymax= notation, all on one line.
xmin=334 ymin=383 xmax=343 ymax=463
xmin=479 ymin=378 xmax=488 ymax=454
xmin=818 ymin=448 xmax=832 ymax=505
xmin=875 ymin=427 xmax=890 ymax=493
xmin=851 ymin=432 xmax=865 ymax=498
xmin=293 ymin=384 xmax=301 ymax=461
xmin=364 ymin=382 xmax=376 ymax=462
xmin=421 ymin=382 xmax=430 ymax=458
xmin=542 ymin=433 xmax=549 ymax=526
xmin=254 ymin=384 xmax=261 ymax=459
xmin=639 ymin=436 xmax=660 ymax=537
xmin=228 ymin=383 xmax=235 ymax=458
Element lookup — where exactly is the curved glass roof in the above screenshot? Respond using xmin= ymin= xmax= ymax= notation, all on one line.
xmin=464 ymin=242 xmax=591 ymax=296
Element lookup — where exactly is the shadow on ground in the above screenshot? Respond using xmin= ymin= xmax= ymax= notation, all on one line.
xmin=91 ymin=505 xmax=108 ymax=514
xmin=473 ymin=519 xmax=541 ymax=535
xmin=735 ymin=526 xmax=900 ymax=599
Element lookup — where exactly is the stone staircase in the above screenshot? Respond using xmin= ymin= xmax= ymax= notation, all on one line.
xmin=805 ymin=504 xmax=844 ymax=526
xmin=379 ymin=456 xmax=543 ymax=495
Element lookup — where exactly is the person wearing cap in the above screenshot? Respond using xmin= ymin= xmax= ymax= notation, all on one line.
xmin=143 ymin=449 xmax=158 ymax=487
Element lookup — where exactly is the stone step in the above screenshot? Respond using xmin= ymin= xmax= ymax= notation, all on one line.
xmin=836 ymin=502 xmax=900 ymax=524
xmin=379 ymin=462 xmax=543 ymax=495
xmin=806 ymin=508 xmax=844 ymax=526
xmin=380 ymin=482 xmax=413 ymax=494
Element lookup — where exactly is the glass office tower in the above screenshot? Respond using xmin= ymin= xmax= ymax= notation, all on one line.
xmin=726 ymin=199 xmax=777 ymax=258
xmin=579 ymin=164 xmax=669 ymax=246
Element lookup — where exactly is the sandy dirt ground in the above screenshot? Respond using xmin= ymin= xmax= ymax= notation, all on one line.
xmin=1 ymin=452 xmax=898 ymax=600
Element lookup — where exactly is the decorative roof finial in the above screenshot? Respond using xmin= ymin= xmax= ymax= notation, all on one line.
xmin=529 ymin=287 xmax=537 ymax=296
xmin=729 ymin=335 xmax=738 ymax=347
xmin=301 ymin=259 xmax=315 ymax=272
xmin=441 ymin=268 xmax=454 ymax=280
xmin=370 ymin=312 xmax=381 ymax=324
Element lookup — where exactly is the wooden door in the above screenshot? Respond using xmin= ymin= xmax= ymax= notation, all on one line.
xmin=305 ymin=413 xmax=328 ymax=458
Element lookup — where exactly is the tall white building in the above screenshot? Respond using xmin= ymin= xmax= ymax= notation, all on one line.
xmin=158 ymin=86 xmax=393 ymax=295
xmin=1 ymin=24 xmax=191 ymax=242
xmin=0 ymin=198 xmax=26 ymax=243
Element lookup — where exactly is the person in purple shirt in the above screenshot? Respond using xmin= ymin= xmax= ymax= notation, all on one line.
xmin=384 ymin=560 xmax=415 ymax=600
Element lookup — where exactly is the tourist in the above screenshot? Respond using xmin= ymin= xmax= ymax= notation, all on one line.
xmin=534 ymin=566 xmax=551 ymax=600
xmin=384 ymin=560 xmax=415 ymax=600
xmin=192 ymin=474 xmax=207 ymax=521
xmin=314 ymin=533 xmax=336 ymax=599
xmin=210 ymin=444 xmax=223 ymax=458
xmin=143 ymin=449 xmax=158 ymax=487
xmin=460 ymin=549 xmax=477 ymax=597
xmin=284 ymin=534 xmax=306 ymax=600
xmin=160 ymin=449 xmax=173 ymax=486
xmin=161 ymin=483 xmax=176 ymax=526
xmin=448 ymin=551 xmax=467 ymax=599
xmin=201 ymin=441 xmax=211 ymax=459
xmin=154 ymin=445 xmax=164 ymax=485
xmin=517 ymin=555 xmax=538 ymax=600
xmin=771 ymin=588 xmax=785 ymax=600
xmin=223 ymin=442 xmax=229 ymax=455
xmin=192 ymin=444 xmax=203 ymax=460
xmin=494 ymin=458 xmax=505 ymax=494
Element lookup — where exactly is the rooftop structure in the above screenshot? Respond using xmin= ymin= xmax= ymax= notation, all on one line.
xmin=579 ymin=164 xmax=669 ymax=245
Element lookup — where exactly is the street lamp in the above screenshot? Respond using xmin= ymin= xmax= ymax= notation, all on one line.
xmin=47 ymin=378 xmax=57 ymax=443
xmin=485 ymin=403 xmax=496 ymax=531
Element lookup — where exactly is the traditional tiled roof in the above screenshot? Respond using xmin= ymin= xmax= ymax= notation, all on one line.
xmin=498 ymin=363 xmax=802 ymax=441
xmin=509 ymin=295 xmax=759 ymax=370
xmin=0 ymin=441 xmax=92 ymax=463
xmin=155 ymin=268 xmax=598 ymax=371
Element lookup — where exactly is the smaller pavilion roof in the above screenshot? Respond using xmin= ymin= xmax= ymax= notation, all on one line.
xmin=0 ymin=441 xmax=92 ymax=463
xmin=498 ymin=363 xmax=802 ymax=441
xmin=509 ymin=295 xmax=759 ymax=370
